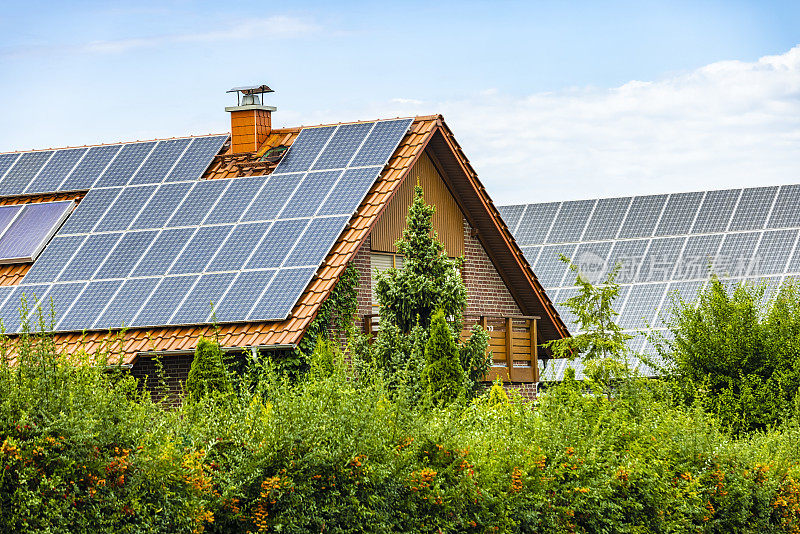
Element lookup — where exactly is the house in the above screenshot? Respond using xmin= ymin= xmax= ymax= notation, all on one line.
xmin=0 ymin=86 xmax=569 ymax=396
xmin=499 ymin=186 xmax=800 ymax=380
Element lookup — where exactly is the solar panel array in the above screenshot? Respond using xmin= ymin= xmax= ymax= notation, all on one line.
xmin=0 ymin=135 xmax=228 ymax=196
xmin=499 ymin=185 xmax=800 ymax=379
xmin=0 ymin=119 xmax=412 ymax=333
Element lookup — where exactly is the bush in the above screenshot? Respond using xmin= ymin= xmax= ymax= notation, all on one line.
xmin=185 ymin=337 xmax=231 ymax=402
xmin=421 ymin=310 xmax=465 ymax=405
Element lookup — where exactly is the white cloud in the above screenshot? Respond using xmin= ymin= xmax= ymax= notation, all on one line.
xmin=382 ymin=46 xmax=800 ymax=205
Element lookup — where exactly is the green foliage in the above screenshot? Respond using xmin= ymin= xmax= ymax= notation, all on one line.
xmin=421 ymin=310 xmax=465 ymax=406
xmin=660 ymin=276 xmax=800 ymax=435
xmin=185 ymin=337 xmax=231 ymax=402
xmin=375 ymin=185 xmax=467 ymax=333
xmin=487 ymin=378 xmax=509 ymax=406
xmin=277 ymin=263 xmax=359 ymax=381
xmin=460 ymin=323 xmax=491 ymax=397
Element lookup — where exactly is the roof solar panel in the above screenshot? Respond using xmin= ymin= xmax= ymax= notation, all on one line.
xmin=0 ymin=151 xmax=53 ymax=196
xmin=21 ymin=235 xmax=86 ymax=284
xmin=204 ymin=176 xmax=266 ymax=225
xmin=0 ymin=153 xmax=20 ymax=182
xmin=55 ymin=280 xmax=117 ymax=332
xmin=546 ymin=199 xmax=595 ymax=244
xmin=129 ymin=138 xmax=191 ymax=185
xmin=93 ymin=230 xmax=158 ymax=280
xmin=0 ymin=284 xmax=47 ymax=332
xmin=248 ymin=267 xmax=317 ymax=321
xmin=520 ymin=246 xmax=541 ymax=266
xmin=654 ymin=192 xmax=704 ymax=236
xmin=674 ymin=234 xmax=722 ymax=280
xmin=169 ymin=272 xmax=236 ymax=325
xmin=316 ymin=167 xmax=380 ymax=217
xmin=285 ymin=216 xmax=349 ymax=267
xmin=617 ymin=195 xmax=667 ymax=239
xmin=0 ymin=205 xmax=22 ymax=236
xmin=274 ymin=126 xmax=336 ymax=174
xmin=58 ymin=232 xmax=123 ymax=282
xmin=207 ymin=221 xmax=270 ymax=272
xmin=214 ymin=269 xmax=276 ymax=323
xmin=0 ymin=201 xmax=74 ymax=263
xmin=607 ymin=239 xmax=649 ymax=284
xmin=94 ymin=277 xmax=159 ymax=330
xmin=582 ymin=197 xmax=631 ymax=241
xmin=533 ymin=244 xmax=576 ymax=287
xmin=132 ymin=275 xmax=198 ymax=327
xmin=714 ymin=231 xmax=760 ymax=277
xmin=165 ymin=135 xmax=228 ymax=182
xmin=515 ymin=202 xmax=560 ymax=246
xmin=64 ymin=144 xmax=122 ymax=191
xmin=129 ymin=181 xmax=194 ymax=230
xmin=25 ymin=148 xmax=87 ymax=194
xmin=246 ymin=219 xmax=310 ymax=269
xmin=59 ymin=187 xmax=123 ymax=235
xmin=166 ymin=179 xmax=230 ymax=227
xmin=570 ymin=241 xmax=613 ymax=285
xmin=280 ymin=170 xmax=343 ymax=219
xmin=131 ymin=227 xmax=196 ymax=277
xmin=41 ymin=282 xmax=92 ymax=329
xmin=619 ymin=283 xmax=667 ymax=330
xmin=94 ymin=185 xmax=157 ymax=232
xmin=349 ymin=119 xmax=413 ymax=167
xmin=241 ymin=173 xmax=302 ymax=222
xmin=94 ymin=141 xmax=156 ymax=188
xmin=728 ymin=186 xmax=778 ymax=231
xmin=767 ymin=185 xmax=800 ymax=229
xmin=168 ymin=225 xmax=234 ymax=275
xmin=311 ymin=122 xmax=373 ymax=171
xmin=639 ymin=236 xmax=686 ymax=282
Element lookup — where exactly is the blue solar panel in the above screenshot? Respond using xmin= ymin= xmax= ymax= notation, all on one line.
xmin=133 ymin=275 xmax=198 ymax=327
xmin=280 ymin=170 xmax=342 ymax=218
xmin=607 ymin=239 xmax=649 ymax=284
xmin=0 ymin=284 xmax=48 ymax=332
xmin=691 ymin=189 xmax=739 ymax=234
xmin=58 ymin=232 xmax=123 ymax=281
xmin=654 ymin=192 xmax=704 ymax=236
xmin=284 ymin=216 xmax=349 ymax=267
xmin=93 ymin=230 xmax=158 ymax=280
xmin=311 ymin=122 xmax=373 ymax=170
xmin=56 ymin=280 xmax=120 ymax=331
xmin=0 ymin=154 xmax=20 ymax=182
xmin=248 ymin=267 xmax=316 ymax=321
xmin=214 ymin=269 xmax=275 ymax=323
xmin=245 ymin=219 xmax=309 ymax=269
xmin=728 ymin=187 xmax=778 ymax=231
xmin=94 ymin=142 xmax=155 ymax=188
xmin=582 ymin=197 xmax=631 ymax=241
xmin=0 ymin=201 xmax=73 ymax=262
xmin=131 ymin=227 xmax=196 ymax=277
xmin=22 ymin=235 xmax=86 ymax=284
xmin=26 ymin=147 xmax=88 ymax=194
xmin=94 ymin=277 xmax=159 ymax=330
xmin=129 ymin=138 xmax=192 ymax=185
xmin=204 ymin=176 xmax=266 ymax=225
xmin=533 ymin=244 xmax=577 ymax=287
xmin=241 ymin=173 xmax=303 ymax=222
xmin=169 ymin=272 xmax=236 ymax=325
xmin=617 ymin=195 xmax=667 ymax=239
xmin=767 ymin=185 xmax=800 ymax=229
xmin=39 ymin=281 xmax=88 ymax=329
xmin=515 ymin=203 xmax=560 ymax=246
xmin=0 ymin=205 xmax=22 ymax=235
xmin=168 ymin=225 xmax=234 ymax=275
xmin=316 ymin=167 xmax=380 ymax=217
xmin=274 ymin=126 xmax=336 ymax=173
xmin=349 ymin=119 xmax=413 ymax=168
xmin=674 ymin=234 xmax=722 ymax=280
xmin=0 ymin=151 xmax=53 ymax=196
xmin=165 ymin=135 xmax=228 ymax=182
xmin=93 ymin=185 xmax=157 ymax=232
xmin=166 ymin=179 xmax=230 ymax=227
xmin=129 ymin=181 xmax=193 ymax=230
xmin=497 ymin=205 xmax=525 ymax=233
xmin=207 ymin=221 xmax=270 ymax=272
xmin=59 ymin=187 xmax=123 ymax=235
xmin=64 ymin=144 xmax=122 ymax=190
xmin=639 ymin=237 xmax=686 ymax=282
xmin=546 ymin=200 xmax=595 ymax=243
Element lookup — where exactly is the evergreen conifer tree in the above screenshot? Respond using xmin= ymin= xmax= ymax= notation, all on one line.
xmin=421 ymin=309 xmax=465 ymax=405
xmin=185 ymin=337 xmax=231 ymax=402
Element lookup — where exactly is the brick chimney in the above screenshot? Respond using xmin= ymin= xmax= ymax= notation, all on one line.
xmin=225 ymin=85 xmax=276 ymax=154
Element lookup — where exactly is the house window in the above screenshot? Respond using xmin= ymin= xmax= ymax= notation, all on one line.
xmin=370 ymin=252 xmax=404 ymax=313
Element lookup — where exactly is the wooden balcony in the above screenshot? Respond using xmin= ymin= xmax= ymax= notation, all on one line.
xmin=362 ymin=314 xmax=541 ymax=383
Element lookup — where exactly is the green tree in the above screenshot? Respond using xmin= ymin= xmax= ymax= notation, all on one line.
xmin=660 ymin=276 xmax=800 ymax=434
xmin=544 ymin=256 xmax=631 ymax=385
xmin=374 ymin=185 xmax=467 ymax=333
xmin=185 ymin=337 xmax=231 ymax=402
xmin=421 ymin=310 xmax=466 ymax=405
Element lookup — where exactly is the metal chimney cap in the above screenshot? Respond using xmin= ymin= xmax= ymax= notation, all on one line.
xmin=227 ymin=85 xmax=274 ymax=95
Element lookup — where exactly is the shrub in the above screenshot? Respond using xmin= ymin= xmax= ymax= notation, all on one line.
xmin=185 ymin=337 xmax=231 ymax=402
xmin=421 ymin=310 xmax=465 ymax=405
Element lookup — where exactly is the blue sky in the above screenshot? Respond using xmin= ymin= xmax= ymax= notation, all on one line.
xmin=2 ymin=1 xmax=800 ymax=203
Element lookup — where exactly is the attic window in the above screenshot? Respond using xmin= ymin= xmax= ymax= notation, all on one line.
xmin=260 ymin=145 xmax=288 ymax=164
xmin=0 ymin=200 xmax=74 ymax=264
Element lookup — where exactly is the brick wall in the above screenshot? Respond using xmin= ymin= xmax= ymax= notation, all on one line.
xmin=130 ymin=353 xmax=193 ymax=404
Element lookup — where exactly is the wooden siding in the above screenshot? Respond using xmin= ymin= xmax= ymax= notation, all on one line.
xmin=371 ymin=151 xmax=464 ymax=256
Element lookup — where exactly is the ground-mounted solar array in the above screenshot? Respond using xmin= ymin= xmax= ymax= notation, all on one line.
xmin=0 ymin=119 xmax=412 ymax=333
xmin=499 ymin=185 xmax=800 ymax=380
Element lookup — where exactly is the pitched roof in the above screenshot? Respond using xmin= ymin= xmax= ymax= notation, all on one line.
xmin=0 ymin=115 xmax=568 ymax=363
